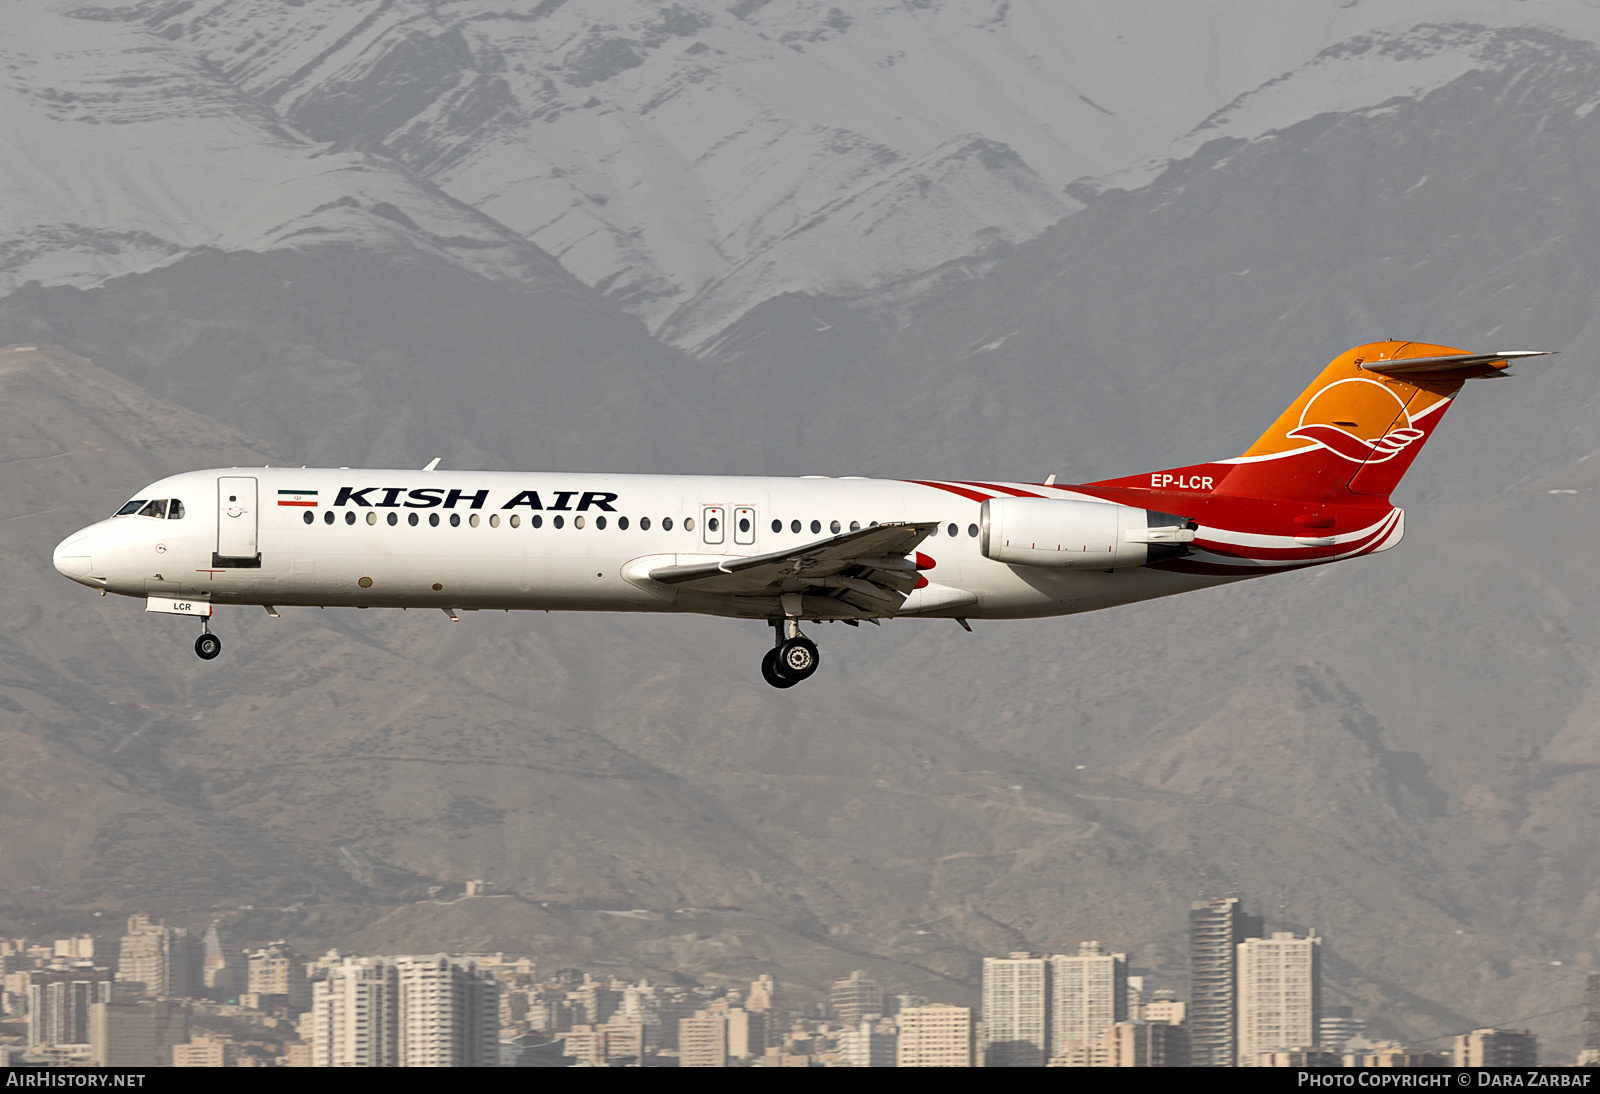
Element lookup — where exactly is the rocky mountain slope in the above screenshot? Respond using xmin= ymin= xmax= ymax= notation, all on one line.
xmin=15 ymin=2 xmax=1600 ymax=350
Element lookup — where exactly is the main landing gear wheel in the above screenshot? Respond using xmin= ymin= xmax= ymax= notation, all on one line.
xmin=778 ymin=636 xmax=819 ymax=681
xmin=761 ymin=647 xmax=799 ymax=689
xmin=195 ymin=633 xmax=222 ymax=660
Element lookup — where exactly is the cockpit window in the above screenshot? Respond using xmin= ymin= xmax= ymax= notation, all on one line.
xmin=137 ymin=499 xmax=168 ymax=519
xmin=116 ymin=500 xmax=147 ymax=516
xmin=168 ymin=499 xmax=184 ymax=520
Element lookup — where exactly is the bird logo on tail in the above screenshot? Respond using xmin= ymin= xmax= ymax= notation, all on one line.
xmin=1283 ymin=377 xmax=1425 ymax=464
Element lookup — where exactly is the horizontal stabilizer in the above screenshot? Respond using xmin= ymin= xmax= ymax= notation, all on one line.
xmin=1360 ymin=350 xmax=1551 ymax=377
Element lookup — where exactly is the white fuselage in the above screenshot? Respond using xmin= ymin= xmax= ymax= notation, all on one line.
xmin=52 ymin=467 xmax=1236 ymax=622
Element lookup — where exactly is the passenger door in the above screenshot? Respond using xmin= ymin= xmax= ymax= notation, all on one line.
xmin=216 ymin=476 xmax=261 ymax=566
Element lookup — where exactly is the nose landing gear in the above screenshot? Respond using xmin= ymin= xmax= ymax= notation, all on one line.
xmin=762 ymin=619 xmax=818 ymax=688
xmin=194 ymin=618 xmax=221 ymax=660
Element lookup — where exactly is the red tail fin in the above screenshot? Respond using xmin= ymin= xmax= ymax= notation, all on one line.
xmin=1086 ymin=341 xmax=1543 ymax=503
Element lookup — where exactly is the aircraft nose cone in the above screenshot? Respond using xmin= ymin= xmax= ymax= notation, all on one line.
xmin=53 ymin=532 xmax=93 ymax=580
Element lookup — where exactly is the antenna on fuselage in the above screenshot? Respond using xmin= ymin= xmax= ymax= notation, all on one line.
xmin=422 ymin=457 xmax=441 ymax=471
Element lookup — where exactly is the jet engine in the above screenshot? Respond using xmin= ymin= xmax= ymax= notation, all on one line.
xmin=979 ymin=497 xmax=1196 ymax=569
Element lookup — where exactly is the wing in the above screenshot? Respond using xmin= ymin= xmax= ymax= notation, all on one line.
xmin=647 ymin=521 xmax=938 ymax=618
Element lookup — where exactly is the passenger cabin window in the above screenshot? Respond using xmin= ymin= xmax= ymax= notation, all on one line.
xmin=116 ymin=499 xmax=147 ymax=516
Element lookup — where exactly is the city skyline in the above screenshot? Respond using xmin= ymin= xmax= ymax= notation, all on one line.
xmin=1 ymin=894 xmax=1571 ymax=1067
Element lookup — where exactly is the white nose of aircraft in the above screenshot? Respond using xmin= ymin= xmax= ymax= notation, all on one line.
xmin=53 ymin=528 xmax=96 ymax=584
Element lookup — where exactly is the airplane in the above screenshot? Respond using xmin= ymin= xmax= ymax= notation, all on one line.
xmin=52 ymin=341 xmax=1544 ymax=688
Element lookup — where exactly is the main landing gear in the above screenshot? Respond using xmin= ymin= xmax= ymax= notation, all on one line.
xmin=194 ymin=618 xmax=221 ymax=660
xmin=762 ymin=619 xmax=819 ymax=689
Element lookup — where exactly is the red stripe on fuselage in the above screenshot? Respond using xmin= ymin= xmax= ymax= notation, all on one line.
xmin=953 ymin=481 xmax=1046 ymax=498
xmin=902 ymin=480 xmax=996 ymax=503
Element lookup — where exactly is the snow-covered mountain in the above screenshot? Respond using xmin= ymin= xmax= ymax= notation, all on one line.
xmin=10 ymin=0 xmax=1600 ymax=349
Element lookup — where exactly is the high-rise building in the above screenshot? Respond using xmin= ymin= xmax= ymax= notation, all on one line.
xmin=247 ymin=941 xmax=311 ymax=1011
xmin=1049 ymin=941 xmax=1127 ymax=1062
xmin=597 ymin=1018 xmax=645 ymax=1063
xmin=830 ymin=971 xmax=883 ymax=1024
xmin=679 ymin=1010 xmax=728 ymax=1067
xmin=897 ymin=1004 xmax=973 ymax=1067
xmin=53 ymin=938 xmax=94 ymax=961
xmin=1236 ymin=932 xmax=1320 ymax=1066
xmin=393 ymin=955 xmax=500 ymax=1067
xmin=983 ymin=952 xmax=1050 ymax=1066
xmin=311 ymin=957 xmax=399 ymax=1067
xmin=569 ymin=976 xmax=621 ymax=1025
xmin=89 ymin=1000 xmax=188 ymax=1067
xmin=746 ymin=975 xmax=778 ymax=1022
xmin=560 ymin=1025 xmax=606 ymax=1064
xmin=618 ymin=982 xmax=665 ymax=1050
xmin=116 ymin=916 xmax=200 ymax=999
xmin=28 ymin=966 xmax=114 ymax=1047
xmin=1188 ymin=898 xmax=1262 ymax=1066
xmin=201 ymin=925 xmax=244 ymax=996
xmin=1581 ymin=976 xmax=1600 ymax=1067
xmin=1319 ymin=1005 xmax=1365 ymax=1053
xmin=172 ymin=1035 xmax=235 ymax=1067
xmin=838 ymin=1018 xmax=898 ymax=1067
xmin=310 ymin=955 xmax=497 ymax=1067
xmin=1084 ymin=1020 xmax=1190 ymax=1067
xmin=1453 ymin=1029 xmax=1538 ymax=1067
xmin=726 ymin=1007 xmax=766 ymax=1060
xmin=1144 ymin=992 xmax=1186 ymax=1027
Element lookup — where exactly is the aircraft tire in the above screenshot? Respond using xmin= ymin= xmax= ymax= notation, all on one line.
xmin=195 ymin=633 xmax=222 ymax=661
xmin=778 ymin=636 xmax=819 ymax=680
xmin=761 ymin=647 xmax=799 ymax=689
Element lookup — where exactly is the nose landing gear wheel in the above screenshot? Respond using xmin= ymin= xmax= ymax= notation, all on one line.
xmin=761 ymin=647 xmax=799 ymax=689
xmin=195 ymin=633 xmax=222 ymax=660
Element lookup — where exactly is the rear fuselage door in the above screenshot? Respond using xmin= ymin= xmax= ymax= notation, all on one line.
xmin=702 ymin=506 xmax=725 ymax=545
xmin=216 ymin=476 xmax=260 ymax=566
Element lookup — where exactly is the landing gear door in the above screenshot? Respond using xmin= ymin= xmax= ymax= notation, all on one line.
xmin=702 ymin=506 xmax=725 ymax=546
xmin=216 ymin=476 xmax=261 ymax=567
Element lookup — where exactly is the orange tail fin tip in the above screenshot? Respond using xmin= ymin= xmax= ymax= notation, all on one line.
xmin=1094 ymin=341 xmax=1549 ymax=505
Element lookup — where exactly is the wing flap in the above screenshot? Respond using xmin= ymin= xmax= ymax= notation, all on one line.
xmin=646 ymin=521 xmax=938 ymax=612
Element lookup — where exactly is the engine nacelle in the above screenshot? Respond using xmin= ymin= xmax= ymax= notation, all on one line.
xmin=979 ymin=497 xmax=1195 ymax=570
